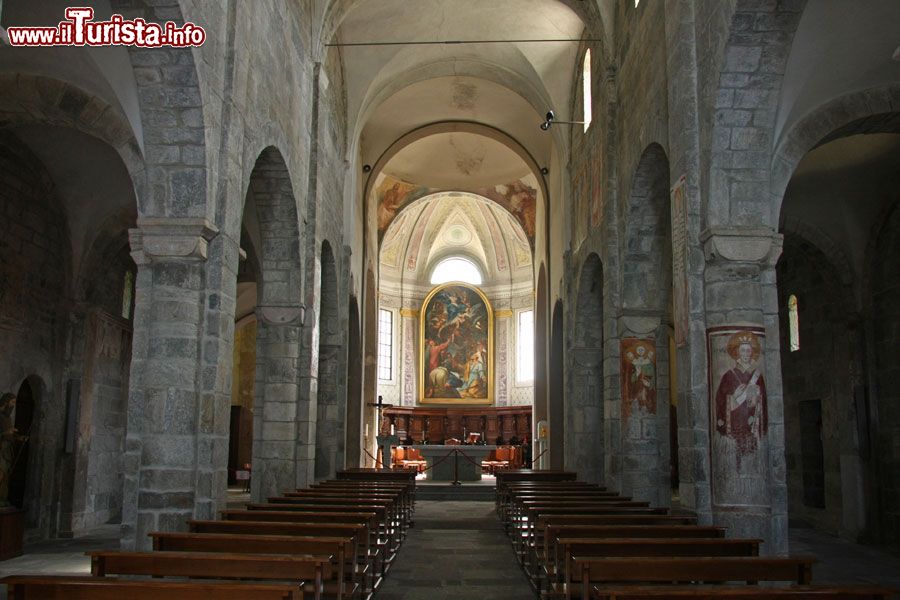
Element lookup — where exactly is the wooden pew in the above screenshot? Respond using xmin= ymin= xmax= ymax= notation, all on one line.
xmin=536 ymin=525 xmax=726 ymax=590
xmin=247 ymin=502 xmax=399 ymax=563
xmin=590 ymin=585 xmax=899 ymax=600
xmin=88 ymin=551 xmax=329 ymax=600
xmin=562 ymin=556 xmax=817 ymax=600
xmin=149 ymin=532 xmax=357 ymax=600
xmin=556 ymin=538 xmax=760 ymax=597
xmin=1 ymin=576 xmax=301 ymax=600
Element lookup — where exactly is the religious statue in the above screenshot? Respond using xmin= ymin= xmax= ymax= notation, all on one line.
xmin=0 ymin=393 xmax=28 ymax=508
xmin=714 ymin=331 xmax=767 ymax=460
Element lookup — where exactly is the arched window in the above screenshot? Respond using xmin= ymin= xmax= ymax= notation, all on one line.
xmin=430 ymin=257 xmax=483 ymax=285
xmin=788 ymin=294 xmax=800 ymax=352
xmin=582 ymin=49 xmax=592 ymax=133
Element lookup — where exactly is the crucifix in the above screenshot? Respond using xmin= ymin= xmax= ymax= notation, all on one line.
xmin=366 ymin=395 xmax=398 ymax=469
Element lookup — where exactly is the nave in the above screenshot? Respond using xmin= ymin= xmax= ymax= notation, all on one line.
xmin=1 ymin=471 xmax=899 ymax=599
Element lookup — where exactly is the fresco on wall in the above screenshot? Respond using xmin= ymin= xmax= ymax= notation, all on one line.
xmin=376 ymin=174 xmax=430 ymax=234
xmin=476 ymin=179 xmax=537 ymax=242
xmin=420 ymin=283 xmax=493 ymax=404
xmin=620 ymin=337 xmax=656 ymax=422
xmin=708 ymin=325 xmax=769 ymax=507
xmin=671 ymin=175 xmax=690 ymax=347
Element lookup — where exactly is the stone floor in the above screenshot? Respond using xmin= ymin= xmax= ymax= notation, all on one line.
xmin=1 ymin=501 xmax=899 ymax=599
xmin=374 ymin=500 xmax=532 ymax=600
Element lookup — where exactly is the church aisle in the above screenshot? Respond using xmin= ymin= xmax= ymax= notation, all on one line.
xmin=375 ymin=500 xmax=534 ymax=600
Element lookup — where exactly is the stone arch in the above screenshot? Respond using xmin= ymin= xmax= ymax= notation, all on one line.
xmin=345 ymin=295 xmax=363 ymax=468
xmin=118 ymin=0 xmax=209 ymax=218
xmin=619 ymin=142 xmax=672 ymax=506
xmin=533 ymin=263 xmax=549 ymax=466
xmin=549 ymin=300 xmax=565 ymax=469
xmin=0 ymin=73 xmax=143 ymax=178
xmin=705 ymin=0 xmax=808 ymax=227
xmin=567 ymin=253 xmax=604 ymax=483
xmin=245 ymin=147 xmax=306 ymax=500
xmin=315 ymin=240 xmax=343 ymax=480
xmin=772 ymin=89 xmax=900 ymax=212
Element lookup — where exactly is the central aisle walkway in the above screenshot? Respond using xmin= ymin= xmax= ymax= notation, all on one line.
xmin=375 ymin=500 xmax=534 ymax=600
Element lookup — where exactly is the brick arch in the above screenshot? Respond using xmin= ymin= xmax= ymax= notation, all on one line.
xmin=771 ymin=85 xmax=900 ymax=208
xmin=567 ymin=252 xmax=604 ymax=482
xmin=705 ymin=0 xmax=808 ymax=228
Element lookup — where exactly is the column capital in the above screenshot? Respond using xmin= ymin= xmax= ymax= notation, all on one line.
xmin=700 ymin=227 xmax=782 ymax=267
xmin=129 ymin=217 xmax=219 ymax=265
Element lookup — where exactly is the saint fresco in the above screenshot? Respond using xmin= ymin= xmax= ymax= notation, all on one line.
xmin=708 ymin=325 xmax=769 ymax=507
xmin=420 ymin=283 xmax=493 ymax=404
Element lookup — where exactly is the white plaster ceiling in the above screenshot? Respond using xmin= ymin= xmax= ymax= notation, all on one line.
xmin=336 ymin=0 xmax=586 ymax=166
xmin=776 ymin=0 xmax=900 ymax=145
xmin=380 ymin=192 xmax=533 ymax=296
xmin=383 ymin=131 xmax=532 ymax=189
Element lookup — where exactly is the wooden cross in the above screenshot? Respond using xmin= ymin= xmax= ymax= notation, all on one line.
xmin=366 ymin=395 xmax=396 ymax=435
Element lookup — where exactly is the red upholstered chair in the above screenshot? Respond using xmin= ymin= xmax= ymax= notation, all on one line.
xmin=400 ymin=448 xmax=427 ymax=472
xmin=493 ymin=447 xmax=511 ymax=472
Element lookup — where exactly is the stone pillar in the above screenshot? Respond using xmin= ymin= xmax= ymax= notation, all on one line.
xmin=123 ymin=218 xmax=224 ymax=550
xmin=495 ymin=310 xmax=513 ymax=406
xmin=399 ymin=309 xmax=418 ymax=406
xmin=618 ymin=315 xmax=671 ymax=508
xmin=702 ymin=228 xmax=786 ymax=554
xmin=252 ymin=305 xmax=307 ymax=500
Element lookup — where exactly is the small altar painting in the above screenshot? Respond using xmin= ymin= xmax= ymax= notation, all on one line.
xmin=707 ymin=325 xmax=769 ymax=507
xmin=620 ymin=338 xmax=656 ymax=421
xmin=420 ymin=283 xmax=493 ymax=404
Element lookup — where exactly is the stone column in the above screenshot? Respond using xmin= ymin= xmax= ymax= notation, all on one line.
xmin=399 ymin=309 xmax=418 ymax=406
xmin=702 ymin=227 xmax=786 ymax=554
xmin=252 ymin=305 xmax=307 ymax=500
xmin=495 ymin=310 xmax=513 ymax=406
xmin=618 ymin=315 xmax=671 ymax=508
xmin=124 ymin=218 xmax=224 ymax=550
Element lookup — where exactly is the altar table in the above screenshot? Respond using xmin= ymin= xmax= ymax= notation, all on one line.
xmin=411 ymin=445 xmax=497 ymax=481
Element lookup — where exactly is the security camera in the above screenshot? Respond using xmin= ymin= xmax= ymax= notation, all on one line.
xmin=545 ymin=110 xmax=555 ymax=122
xmin=540 ymin=121 xmax=551 ymax=131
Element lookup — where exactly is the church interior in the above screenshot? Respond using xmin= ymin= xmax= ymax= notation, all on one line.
xmin=1 ymin=0 xmax=900 ymax=598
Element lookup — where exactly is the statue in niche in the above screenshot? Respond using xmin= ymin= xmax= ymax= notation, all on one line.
xmin=0 ymin=393 xmax=28 ymax=508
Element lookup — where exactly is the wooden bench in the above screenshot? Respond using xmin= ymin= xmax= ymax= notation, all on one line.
xmin=149 ymin=532 xmax=357 ymax=600
xmin=1 ymin=576 xmax=301 ymax=600
xmin=88 ymin=551 xmax=330 ymax=600
xmin=188 ymin=520 xmax=377 ymax=596
xmin=590 ymin=585 xmax=899 ymax=600
xmin=561 ymin=556 xmax=817 ymax=600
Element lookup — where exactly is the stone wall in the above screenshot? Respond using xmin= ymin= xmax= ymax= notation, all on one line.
xmin=871 ymin=199 xmax=900 ymax=543
xmin=777 ymin=236 xmax=852 ymax=535
xmin=0 ymin=132 xmax=68 ymax=535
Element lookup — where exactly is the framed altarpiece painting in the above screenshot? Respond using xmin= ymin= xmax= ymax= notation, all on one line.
xmin=419 ymin=283 xmax=493 ymax=405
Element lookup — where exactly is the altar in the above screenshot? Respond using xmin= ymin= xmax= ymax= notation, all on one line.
xmin=412 ymin=445 xmax=497 ymax=481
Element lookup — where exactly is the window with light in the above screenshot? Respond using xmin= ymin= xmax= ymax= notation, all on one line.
xmin=517 ymin=310 xmax=534 ymax=383
xmin=378 ymin=309 xmax=393 ymax=380
xmin=430 ymin=257 xmax=483 ymax=285
xmin=582 ymin=49 xmax=592 ymax=133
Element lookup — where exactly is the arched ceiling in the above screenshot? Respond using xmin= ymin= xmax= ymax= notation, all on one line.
xmin=335 ymin=0 xmax=587 ymax=158
xmin=380 ymin=192 xmax=533 ymax=297
xmin=776 ymin=0 xmax=900 ymax=146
